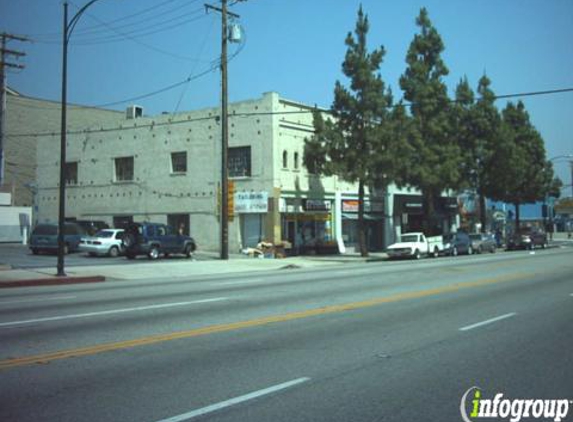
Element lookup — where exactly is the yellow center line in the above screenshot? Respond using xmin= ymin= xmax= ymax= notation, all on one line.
xmin=0 ymin=272 xmax=528 ymax=371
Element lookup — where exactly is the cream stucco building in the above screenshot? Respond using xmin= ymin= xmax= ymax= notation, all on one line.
xmin=28 ymin=91 xmax=458 ymax=253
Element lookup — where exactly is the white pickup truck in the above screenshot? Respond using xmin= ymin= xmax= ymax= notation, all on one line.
xmin=386 ymin=232 xmax=445 ymax=259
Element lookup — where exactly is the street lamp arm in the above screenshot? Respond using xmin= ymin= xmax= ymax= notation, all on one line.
xmin=66 ymin=0 xmax=105 ymax=42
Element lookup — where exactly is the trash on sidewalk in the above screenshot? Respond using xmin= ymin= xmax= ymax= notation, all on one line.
xmin=240 ymin=240 xmax=292 ymax=259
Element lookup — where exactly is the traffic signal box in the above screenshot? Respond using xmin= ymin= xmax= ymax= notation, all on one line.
xmin=228 ymin=180 xmax=235 ymax=221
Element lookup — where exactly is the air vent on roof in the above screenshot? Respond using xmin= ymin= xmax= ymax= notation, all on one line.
xmin=126 ymin=105 xmax=143 ymax=119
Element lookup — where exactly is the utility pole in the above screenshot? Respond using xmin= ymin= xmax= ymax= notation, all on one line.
xmin=205 ymin=1 xmax=240 ymax=260
xmin=0 ymin=33 xmax=29 ymax=188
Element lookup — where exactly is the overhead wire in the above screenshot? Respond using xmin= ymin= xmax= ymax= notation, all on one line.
xmin=7 ymin=87 xmax=573 ymax=140
xmin=30 ymin=0 xmax=196 ymax=42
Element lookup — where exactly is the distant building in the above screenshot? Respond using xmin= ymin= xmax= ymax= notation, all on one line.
xmin=18 ymin=91 xmax=459 ymax=253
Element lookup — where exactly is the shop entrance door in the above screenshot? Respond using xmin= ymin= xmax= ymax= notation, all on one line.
xmin=241 ymin=214 xmax=263 ymax=248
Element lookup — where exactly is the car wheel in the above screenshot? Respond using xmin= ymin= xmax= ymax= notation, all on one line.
xmin=541 ymin=241 xmax=547 ymax=249
xmin=478 ymin=246 xmax=483 ymax=254
xmin=414 ymin=249 xmax=421 ymax=260
xmin=148 ymin=246 xmax=160 ymax=260
xmin=108 ymin=246 xmax=119 ymax=258
xmin=126 ymin=253 xmax=136 ymax=260
xmin=452 ymin=247 xmax=458 ymax=257
xmin=432 ymin=247 xmax=439 ymax=258
xmin=491 ymin=246 xmax=496 ymax=253
xmin=185 ymin=244 xmax=194 ymax=258
xmin=32 ymin=248 xmax=39 ymax=255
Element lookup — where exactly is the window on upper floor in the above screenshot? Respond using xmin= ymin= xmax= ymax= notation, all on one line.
xmin=294 ymin=152 xmax=299 ymax=170
xmin=282 ymin=150 xmax=288 ymax=169
xmin=114 ymin=156 xmax=134 ymax=182
xmin=229 ymin=146 xmax=251 ymax=177
xmin=65 ymin=162 xmax=78 ymax=185
xmin=171 ymin=151 xmax=187 ymax=173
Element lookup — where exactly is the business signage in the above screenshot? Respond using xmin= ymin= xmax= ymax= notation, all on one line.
xmin=342 ymin=200 xmax=384 ymax=213
xmin=235 ymin=191 xmax=268 ymax=213
xmin=303 ymin=199 xmax=331 ymax=212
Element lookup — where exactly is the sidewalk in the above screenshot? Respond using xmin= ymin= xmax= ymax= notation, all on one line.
xmin=0 ymin=251 xmax=386 ymax=288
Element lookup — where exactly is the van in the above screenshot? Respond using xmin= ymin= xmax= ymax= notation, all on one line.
xmin=29 ymin=223 xmax=85 ymax=255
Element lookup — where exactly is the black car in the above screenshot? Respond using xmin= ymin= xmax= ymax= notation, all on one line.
xmin=443 ymin=232 xmax=473 ymax=256
xmin=122 ymin=222 xmax=196 ymax=260
xmin=506 ymin=227 xmax=548 ymax=250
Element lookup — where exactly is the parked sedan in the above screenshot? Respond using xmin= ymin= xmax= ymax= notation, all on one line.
xmin=79 ymin=229 xmax=125 ymax=257
xmin=442 ymin=232 xmax=473 ymax=256
xmin=469 ymin=233 xmax=497 ymax=254
xmin=506 ymin=228 xmax=548 ymax=250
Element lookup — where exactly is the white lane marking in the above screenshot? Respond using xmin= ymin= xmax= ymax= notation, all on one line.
xmin=333 ymin=269 xmax=373 ymax=277
xmin=459 ymin=313 xmax=517 ymax=332
xmin=0 ymin=295 xmax=76 ymax=305
xmin=0 ymin=298 xmax=227 ymax=328
xmin=155 ymin=377 xmax=310 ymax=422
xmin=218 ymin=278 xmax=266 ymax=286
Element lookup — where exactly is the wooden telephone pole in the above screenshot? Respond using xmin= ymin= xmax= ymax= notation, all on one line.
xmin=0 ymin=32 xmax=29 ymax=187
xmin=205 ymin=1 xmax=241 ymax=260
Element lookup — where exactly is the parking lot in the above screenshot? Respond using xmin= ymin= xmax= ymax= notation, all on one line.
xmin=0 ymin=243 xmax=215 ymax=270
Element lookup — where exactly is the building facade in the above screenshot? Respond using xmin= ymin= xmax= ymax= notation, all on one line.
xmin=30 ymin=92 xmax=458 ymax=253
xmin=5 ymin=88 xmax=122 ymax=211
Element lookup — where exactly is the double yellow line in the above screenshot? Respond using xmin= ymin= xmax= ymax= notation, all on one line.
xmin=0 ymin=272 xmax=527 ymax=371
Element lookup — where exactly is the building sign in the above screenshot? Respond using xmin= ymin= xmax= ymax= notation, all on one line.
xmin=235 ymin=191 xmax=268 ymax=213
xmin=342 ymin=200 xmax=360 ymax=213
xmin=303 ymin=199 xmax=331 ymax=212
xmin=342 ymin=200 xmax=384 ymax=213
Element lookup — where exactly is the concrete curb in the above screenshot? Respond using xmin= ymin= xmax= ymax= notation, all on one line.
xmin=0 ymin=275 xmax=106 ymax=289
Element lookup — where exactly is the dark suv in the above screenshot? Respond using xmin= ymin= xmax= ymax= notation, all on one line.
xmin=122 ymin=222 xmax=196 ymax=260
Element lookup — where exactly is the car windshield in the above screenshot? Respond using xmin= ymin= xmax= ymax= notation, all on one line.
xmin=400 ymin=235 xmax=419 ymax=243
xmin=94 ymin=230 xmax=114 ymax=238
xmin=469 ymin=234 xmax=482 ymax=240
xmin=33 ymin=225 xmax=57 ymax=235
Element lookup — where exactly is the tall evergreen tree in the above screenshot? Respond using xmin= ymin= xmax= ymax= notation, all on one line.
xmin=487 ymin=101 xmax=552 ymax=229
xmin=399 ymin=8 xmax=461 ymax=234
xmin=304 ymin=6 xmax=401 ymax=256
xmin=450 ymin=77 xmax=475 ymax=229
xmin=471 ymin=75 xmax=502 ymax=232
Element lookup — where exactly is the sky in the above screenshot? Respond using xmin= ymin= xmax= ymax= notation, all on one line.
xmin=1 ymin=0 xmax=572 ymax=189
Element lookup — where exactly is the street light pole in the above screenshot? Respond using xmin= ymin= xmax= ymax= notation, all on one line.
xmin=57 ymin=0 xmax=106 ymax=276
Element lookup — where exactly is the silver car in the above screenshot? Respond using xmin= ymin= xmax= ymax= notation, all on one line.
xmin=79 ymin=229 xmax=125 ymax=257
xmin=469 ymin=233 xmax=497 ymax=254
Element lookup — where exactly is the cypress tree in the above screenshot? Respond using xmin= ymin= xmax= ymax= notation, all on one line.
xmin=488 ymin=101 xmax=553 ymax=229
xmin=399 ymin=8 xmax=461 ymax=234
xmin=304 ymin=6 xmax=400 ymax=256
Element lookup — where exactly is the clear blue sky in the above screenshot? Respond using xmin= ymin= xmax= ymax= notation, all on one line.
xmin=2 ymin=0 xmax=572 ymax=187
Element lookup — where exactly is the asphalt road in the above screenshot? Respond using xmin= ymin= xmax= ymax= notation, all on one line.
xmin=0 ymin=247 xmax=572 ymax=422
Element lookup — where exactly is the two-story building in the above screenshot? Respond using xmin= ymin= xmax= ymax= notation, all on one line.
xmin=27 ymin=91 xmax=458 ymax=253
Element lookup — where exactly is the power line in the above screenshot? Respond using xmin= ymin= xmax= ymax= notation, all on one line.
xmin=30 ymin=0 xmax=198 ymax=42
xmin=10 ymin=32 xmax=244 ymax=110
xmin=6 ymin=86 xmax=573 ymax=139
